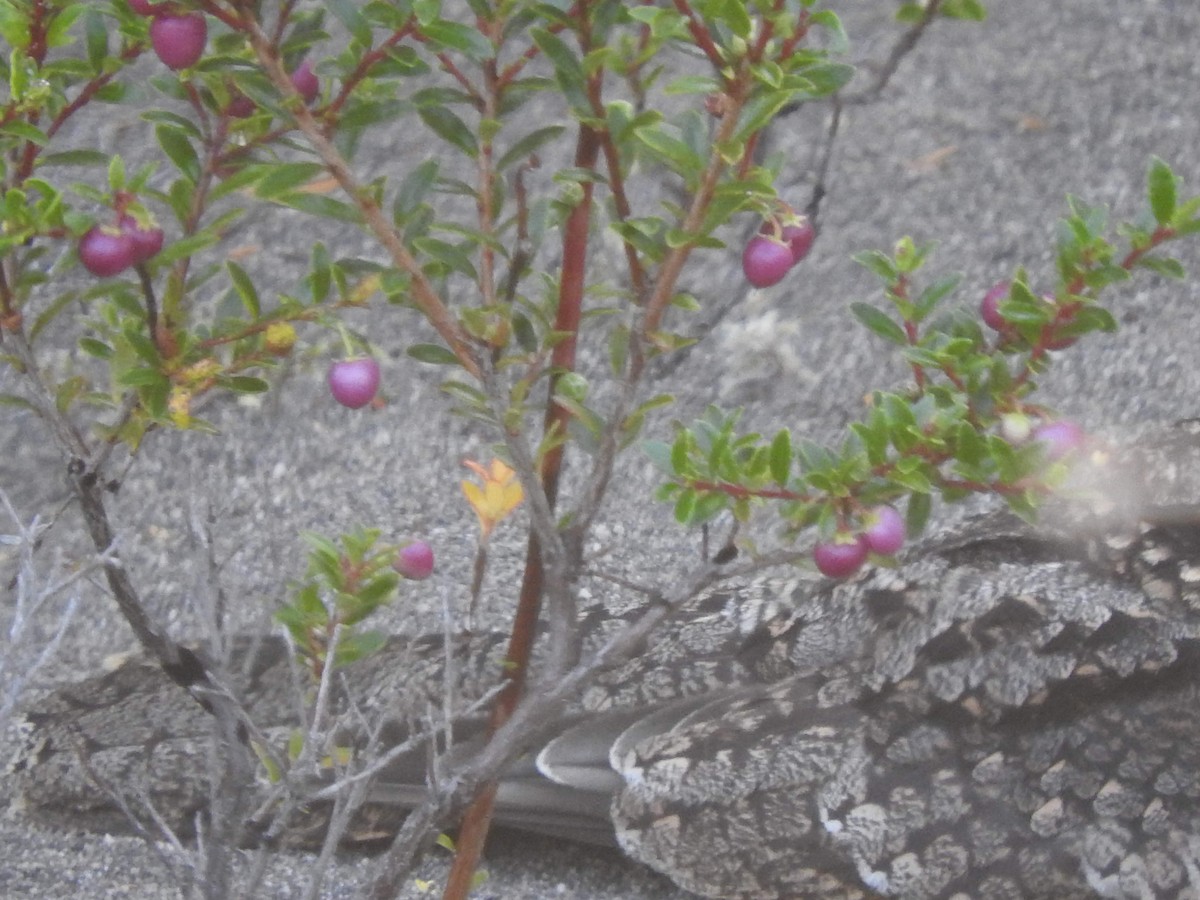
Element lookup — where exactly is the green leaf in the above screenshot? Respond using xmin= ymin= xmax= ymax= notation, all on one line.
xmin=691 ymin=491 xmax=728 ymax=525
xmin=83 ymin=9 xmax=107 ymax=71
xmin=913 ymin=274 xmax=961 ymax=318
xmin=0 ymin=393 xmax=38 ymax=413
xmin=808 ymin=10 xmax=848 ymax=53
xmin=334 ymin=630 xmax=388 ymax=665
xmin=642 ymin=440 xmax=673 ymax=475
xmin=891 ymin=464 xmax=932 ymax=494
xmin=421 ymin=20 xmax=495 ymax=61
xmin=45 ymin=3 xmax=83 ymax=48
xmin=418 ymin=106 xmax=478 ymax=157
xmin=712 ymin=0 xmax=751 ymax=37
xmin=634 ymin=123 xmax=703 ymax=175
xmin=39 ymin=148 xmax=109 ymax=167
xmin=326 ymin=0 xmax=372 ymax=46
xmin=736 ymin=89 xmax=801 ymax=143
xmin=407 ymin=343 xmax=461 ymax=365
xmin=768 ymin=429 xmax=792 ymax=485
xmin=496 ymin=125 xmax=565 ymax=172
xmin=255 ymin=162 xmax=325 ymax=199
xmin=1147 ymin=157 xmax=1177 ymax=226
xmin=223 ymin=375 xmax=270 ymax=393
xmin=55 ymin=375 xmax=88 ymax=414
xmin=152 ymin=231 xmax=219 ymax=267
xmin=673 ymin=488 xmax=696 ymax=524
xmin=531 ymin=28 xmax=589 ymax=113
xmin=670 ymin=432 xmax=692 ymax=475
xmin=851 ymin=302 xmax=907 ymax=345
xmin=940 ymin=0 xmax=987 ymax=20
xmin=226 ymin=261 xmax=260 ymax=316
xmin=665 ymin=74 xmax=720 ymax=95
xmin=79 ymin=337 xmax=113 ymax=359
xmin=853 ymin=249 xmax=899 ymax=283
xmin=107 ymin=154 xmax=126 ymax=192
xmin=393 ymin=158 xmax=439 ymax=222
xmin=794 ymin=62 xmax=855 ymax=98
xmin=276 ymin=192 xmax=364 ymax=224
xmin=356 ymin=572 xmax=400 ymax=607
xmin=905 ymin=491 xmax=931 ymax=536
xmin=1135 ymin=255 xmax=1186 ymax=279
xmin=155 ymin=125 xmax=200 ymax=184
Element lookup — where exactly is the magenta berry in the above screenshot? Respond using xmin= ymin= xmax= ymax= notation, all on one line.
xmin=150 ymin=13 xmax=207 ymax=71
xmin=79 ymin=226 xmax=137 ymax=277
xmin=781 ymin=218 xmax=816 ymax=264
xmin=290 ymin=60 xmax=320 ymax=104
xmin=226 ymin=93 xmax=256 ymax=119
xmin=394 ymin=541 xmax=435 ymax=580
xmin=742 ymin=235 xmax=794 ymax=288
xmin=813 ymin=533 xmax=869 ymax=579
xmin=862 ymin=505 xmax=905 ymax=556
xmin=980 ymin=281 xmax=1011 ymax=332
xmin=328 ymin=357 xmax=381 ymax=409
xmin=1032 ymin=419 xmax=1085 ymax=461
xmin=119 ymin=215 xmax=164 ymax=264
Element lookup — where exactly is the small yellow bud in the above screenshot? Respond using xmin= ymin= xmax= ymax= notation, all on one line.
xmin=168 ymin=386 xmax=192 ymax=427
xmin=177 ymin=357 xmax=222 ymax=387
xmin=264 ymin=321 xmax=297 ymax=356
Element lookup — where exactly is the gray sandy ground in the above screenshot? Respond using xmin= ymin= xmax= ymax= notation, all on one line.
xmin=3 ymin=1 xmax=1200 ymax=898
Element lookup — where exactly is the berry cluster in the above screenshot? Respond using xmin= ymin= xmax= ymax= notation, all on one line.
xmin=812 ymin=504 xmax=905 ymax=578
xmin=78 ymin=213 xmax=164 ymax=277
xmin=130 ymin=3 xmax=319 ymax=107
xmin=742 ymin=215 xmax=816 ymax=288
xmin=811 ymin=412 xmax=1087 ymax=580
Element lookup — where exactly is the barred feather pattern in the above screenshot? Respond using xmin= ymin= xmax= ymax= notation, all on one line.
xmin=6 ymin=422 xmax=1200 ymax=899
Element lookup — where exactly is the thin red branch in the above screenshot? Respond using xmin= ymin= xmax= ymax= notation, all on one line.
xmin=641 ymin=74 xmax=750 ymax=337
xmin=672 ymin=0 xmax=727 ymax=76
xmin=325 ymin=23 xmax=417 ymax=120
xmin=240 ymin=19 xmax=482 ymax=379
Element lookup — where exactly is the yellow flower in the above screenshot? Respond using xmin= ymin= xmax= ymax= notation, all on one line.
xmin=461 ymin=458 xmax=523 ymax=539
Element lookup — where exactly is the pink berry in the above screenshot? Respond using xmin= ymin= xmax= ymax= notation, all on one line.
xmin=79 ymin=226 xmax=137 ymax=277
xmin=980 ymin=281 xmax=1011 ymax=332
xmin=119 ymin=215 xmax=164 ymax=264
xmin=1032 ymin=420 xmax=1085 ymax=461
xmin=781 ymin=218 xmax=816 ymax=264
xmin=226 ymin=93 xmax=256 ymax=118
xmin=813 ymin=533 xmax=869 ymax=579
xmin=862 ymin=505 xmax=905 ymax=556
xmin=394 ymin=541 xmax=435 ymax=580
xmin=327 ymin=357 xmax=380 ymax=409
xmin=150 ymin=13 xmax=207 ymax=71
xmin=290 ymin=60 xmax=319 ymax=104
xmin=742 ymin=235 xmax=794 ymax=288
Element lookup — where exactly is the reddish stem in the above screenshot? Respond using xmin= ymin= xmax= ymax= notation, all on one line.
xmin=672 ymin=0 xmax=727 ymax=77
xmin=442 ymin=39 xmax=604 ymax=900
xmin=325 ymin=24 xmax=417 ymax=120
